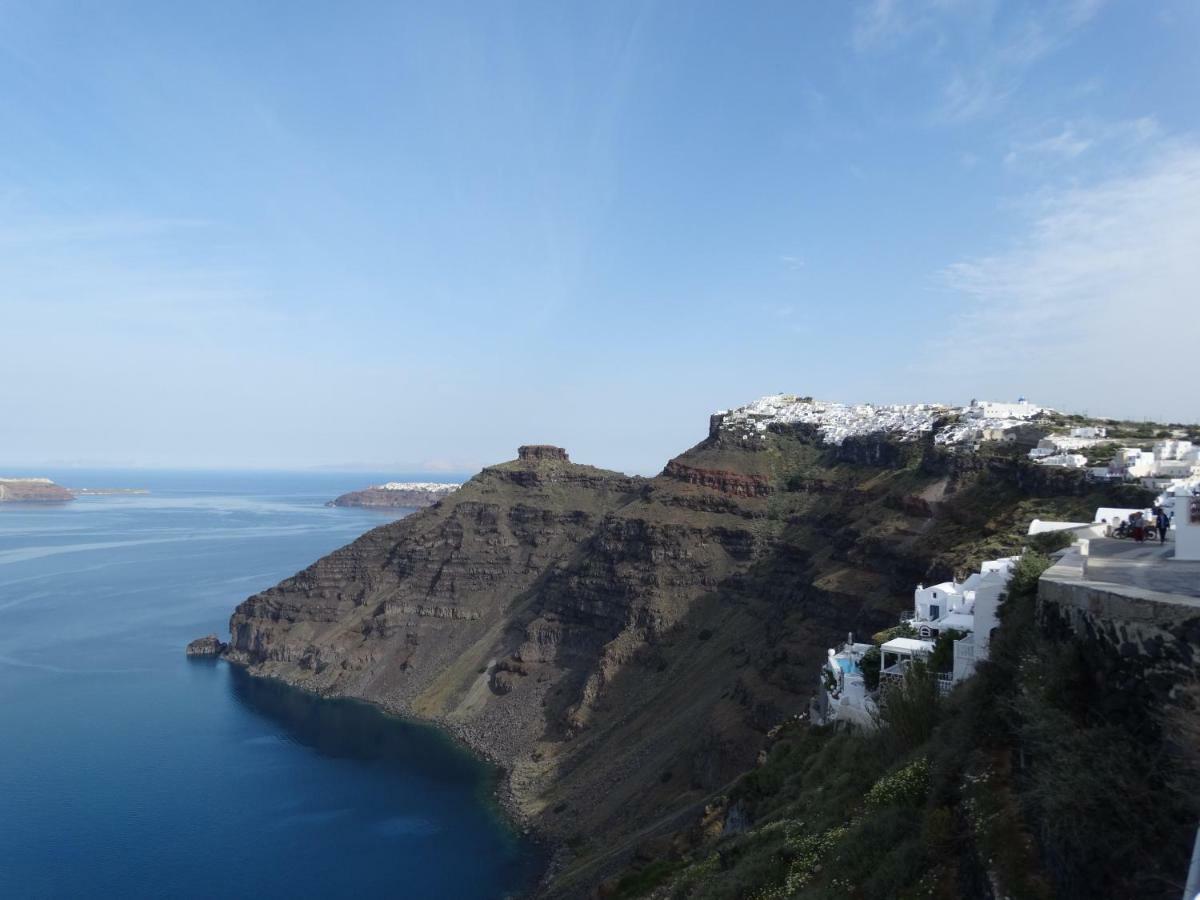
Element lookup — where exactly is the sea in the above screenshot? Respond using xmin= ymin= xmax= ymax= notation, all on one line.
xmin=0 ymin=469 xmax=544 ymax=899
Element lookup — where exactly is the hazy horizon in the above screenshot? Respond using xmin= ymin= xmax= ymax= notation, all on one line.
xmin=3 ymin=2 xmax=1198 ymax=473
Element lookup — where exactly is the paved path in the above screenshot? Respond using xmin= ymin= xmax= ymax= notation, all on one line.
xmin=1084 ymin=538 xmax=1200 ymax=599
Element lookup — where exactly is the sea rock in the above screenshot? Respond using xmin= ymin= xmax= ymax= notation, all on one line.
xmin=186 ymin=634 xmax=227 ymax=657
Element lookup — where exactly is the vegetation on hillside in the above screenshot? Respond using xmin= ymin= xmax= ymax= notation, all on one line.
xmin=607 ymin=552 xmax=1200 ymax=899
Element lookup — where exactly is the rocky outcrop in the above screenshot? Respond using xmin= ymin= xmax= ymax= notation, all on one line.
xmin=186 ymin=634 xmax=227 ymax=657
xmin=0 ymin=477 xmax=74 ymax=503
xmin=661 ymin=460 xmax=772 ymax=497
xmin=518 ymin=445 xmax=570 ymax=462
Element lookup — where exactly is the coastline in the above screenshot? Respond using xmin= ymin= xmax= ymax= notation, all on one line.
xmin=221 ymin=653 xmax=560 ymax=895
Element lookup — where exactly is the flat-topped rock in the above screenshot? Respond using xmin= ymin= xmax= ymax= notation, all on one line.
xmin=186 ymin=634 xmax=227 ymax=657
xmin=518 ymin=445 xmax=570 ymax=462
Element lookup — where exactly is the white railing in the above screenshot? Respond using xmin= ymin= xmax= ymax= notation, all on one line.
xmin=935 ymin=672 xmax=954 ymax=696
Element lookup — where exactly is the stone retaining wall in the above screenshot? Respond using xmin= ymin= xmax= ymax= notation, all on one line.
xmin=1038 ymin=549 xmax=1200 ymax=702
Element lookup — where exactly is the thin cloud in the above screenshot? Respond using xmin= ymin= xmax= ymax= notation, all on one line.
xmin=0 ymin=214 xmax=209 ymax=246
xmin=852 ymin=0 xmax=917 ymax=52
xmin=1004 ymin=116 xmax=1160 ymax=170
xmin=852 ymin=1 xmax=1109 ymax=121
xmin=935 ymin=141 xmax=1200 ymax=421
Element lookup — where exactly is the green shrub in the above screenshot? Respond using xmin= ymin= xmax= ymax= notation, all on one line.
xmin=878 ymin=660 xmax=940 ymax=751
xmin=860 ymin=646 xmax=881 ymax=691
xmin=929 ymin=628 xmax=967 ymax=674
xmin=872 ymin=622 xmax=916 ymax=644
xmin=613 ymin=859 xmax=684 ymax=898
xmin=864 ymin=757 xmax=929 ymax=809
xmin=1029 ymin=529 xmax=1074 ymax=554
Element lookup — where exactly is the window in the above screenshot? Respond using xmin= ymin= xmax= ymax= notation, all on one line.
xmin=930 ymin=604 xmax=940 ymax=619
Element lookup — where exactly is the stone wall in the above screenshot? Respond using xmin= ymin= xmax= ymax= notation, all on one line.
xmin=1038 ymin=550 xmax=1200 ymax=702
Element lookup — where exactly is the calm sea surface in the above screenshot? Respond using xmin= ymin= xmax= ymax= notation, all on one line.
xmin=0 ymin=470 xmax=543 ymax=899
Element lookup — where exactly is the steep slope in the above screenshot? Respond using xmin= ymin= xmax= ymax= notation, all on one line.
xmin=610 ymin=550 xmax=1197 ymax=900
xmin=225 ymin=407 xmax=1148 ymax=896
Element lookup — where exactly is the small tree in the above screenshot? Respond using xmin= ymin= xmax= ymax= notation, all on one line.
xmin=878 ymin=659 xmax=940 ymax=751
xmin=929 ymin=628 xmax=967 ymax=674
xmin=1029 ymin=529 xmax=1074 ymax=555
xmin=860 ymin=646 xmax=881 ymax=691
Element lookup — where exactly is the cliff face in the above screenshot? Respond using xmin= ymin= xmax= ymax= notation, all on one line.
xmin=226 ymin=420 xmax=1135 ymax=896
xmin=0 ymin=478 xmax=74 ymax=502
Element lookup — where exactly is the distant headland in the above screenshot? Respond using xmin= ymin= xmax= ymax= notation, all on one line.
xmin=327 ymin=481 xmax=461 ymax=509
xmin=0 ymin=477 xmax=75 ymax=503
xmin=0 ymin=477 xmax=149 ymax=503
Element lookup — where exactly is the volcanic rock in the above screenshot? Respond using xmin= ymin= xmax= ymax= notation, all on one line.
xmin=186 ymin=635 xmax=227 ymax=657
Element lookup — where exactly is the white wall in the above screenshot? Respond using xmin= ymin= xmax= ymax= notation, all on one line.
xmin=914 ymin=584 xmax=958 ymax=620
xmin=1176 ymin=487 xmax=1200 ymax=561
xmin=971 ymin=576 xmax=1007 ymax=661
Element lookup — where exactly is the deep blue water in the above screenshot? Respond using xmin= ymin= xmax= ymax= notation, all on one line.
xmin=0 ymin=470 xmax=543 ymax=899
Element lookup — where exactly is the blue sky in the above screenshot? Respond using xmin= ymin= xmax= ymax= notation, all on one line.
xmin=1 ymin=1 xmax=1197 ymax=473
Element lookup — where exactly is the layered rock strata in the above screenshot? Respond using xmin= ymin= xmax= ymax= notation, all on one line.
xmin=224 ymin=404 xmax=1132 ymax=897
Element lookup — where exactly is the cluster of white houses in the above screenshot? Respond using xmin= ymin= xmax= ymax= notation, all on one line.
xmin=376 ymin=482 xmax=461 ymax=494
xmin=818 ymin=480 xmax=1200 ymax=728
xmin=1032 ymin=432 xmax=1200 ymax=482
xmin=716 ymin=396 xmax=1047 ymax=448
xmin=817 ymin=556 xmax=1019 ymax=728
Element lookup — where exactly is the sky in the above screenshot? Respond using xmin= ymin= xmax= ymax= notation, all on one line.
xmin=1 ymin=1 xmax=1197 ymax=474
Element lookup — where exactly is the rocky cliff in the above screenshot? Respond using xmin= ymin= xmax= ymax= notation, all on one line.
xmin=224 ymin=405 xmax=1143 ymax=897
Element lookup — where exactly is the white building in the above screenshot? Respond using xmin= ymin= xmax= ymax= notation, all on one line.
xmin=1156 ymin=476 xmax=1200 ymax=512
xmin=908 ymin=557 xmax=1018 ymax=682
xmin=821 ymin=638 xmax=878 ymax=728
xmin=1100 ymin=443 xmax=1200 ymax=481
xmin=1154 ymin=439 xmax=1196 ymax=461
xmin=878 ymin=637 xmax=936 ymax=686
xmin=965 ymin=398 xmax=1042 ymax=421
xmin=1110 ymin=448 xmax=1155 ymax=478
xmin=1037 ymin=453 xmax=1089 ymax=469
xmin=1028 ymin=518 xmax=1090 ymax=535
xmin=818 ymin=555 xmax=1020 ymax=725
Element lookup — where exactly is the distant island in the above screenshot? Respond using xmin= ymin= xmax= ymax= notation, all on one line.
xmin=70 ymin=487 xmax=150 ymax=496
xmin=327 ymin=481 xmax=461 ymax=509
xmin=0 ymin=477 xmax=75 ymax=503
xmin=0 ymin=477 xmax=149 ymax=503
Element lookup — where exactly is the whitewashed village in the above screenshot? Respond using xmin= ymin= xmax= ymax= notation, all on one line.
xmin=790 ymin=396 xmax=1200 ymax=729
